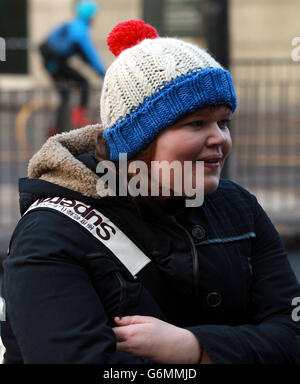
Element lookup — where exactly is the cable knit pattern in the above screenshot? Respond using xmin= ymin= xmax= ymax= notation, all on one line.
xmin=101 ymin=38 xmax=223 ymax=128
xmin=100 ymin=24 xmax=238 ymax=160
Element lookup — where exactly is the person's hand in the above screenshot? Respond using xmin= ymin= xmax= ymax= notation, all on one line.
xmin=112 ymin=315 xmax=202 ymax=364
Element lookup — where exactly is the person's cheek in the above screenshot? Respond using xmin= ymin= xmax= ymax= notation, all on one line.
xmin=222 ymin=132 xmax=232 ymax=160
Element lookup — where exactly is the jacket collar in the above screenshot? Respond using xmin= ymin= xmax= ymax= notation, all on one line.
xmin=26 ymin=125 xmax=200 ymax=218
xmin=27 ymin=124 xmax=114 ymax=199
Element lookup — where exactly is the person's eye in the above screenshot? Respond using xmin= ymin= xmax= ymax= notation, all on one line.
xmin=218 ymin=119 xmax=231 ymax=129
xmin=187 ymin=120 xmax=204 ymax=129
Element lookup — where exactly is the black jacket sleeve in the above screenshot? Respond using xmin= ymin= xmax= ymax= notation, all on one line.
xmin=2 ymin=210 xmax=155 ymax=364
xmin=185 ymin=193 xmax=300 ymax=364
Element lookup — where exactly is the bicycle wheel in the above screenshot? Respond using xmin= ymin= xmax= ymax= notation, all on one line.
xmin=14 ymin=99 xmax=56 ymax=155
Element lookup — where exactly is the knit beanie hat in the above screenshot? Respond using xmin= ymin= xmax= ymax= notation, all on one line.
xmin=100 ymin=20 xmax=237 ymax=161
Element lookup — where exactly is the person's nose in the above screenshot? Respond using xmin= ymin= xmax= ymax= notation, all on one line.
xmin=205 ymin=122 xmax=227 ymax=147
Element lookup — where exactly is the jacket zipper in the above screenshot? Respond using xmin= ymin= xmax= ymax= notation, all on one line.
xmin=170 ymin=216 xmax=200 ymax=296
xmin=115 ymin=271 xmax=127 ymax=317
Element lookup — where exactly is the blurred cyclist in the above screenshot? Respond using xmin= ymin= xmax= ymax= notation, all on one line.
xmin=39 ymin=1 xmax=106 ymax=134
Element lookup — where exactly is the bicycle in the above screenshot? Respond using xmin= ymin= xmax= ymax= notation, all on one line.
xmin=14 ymin=94 xmax=96 ymax=156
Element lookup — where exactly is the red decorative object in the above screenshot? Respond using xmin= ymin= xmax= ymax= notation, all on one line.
xmin=107 ymin=19 xmax=159 ymax=57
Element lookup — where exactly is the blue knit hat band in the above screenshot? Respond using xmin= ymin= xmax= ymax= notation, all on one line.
xmin=104 ymin=67 xmax=237 ymax=160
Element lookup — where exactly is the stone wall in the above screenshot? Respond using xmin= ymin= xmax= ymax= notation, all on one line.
xmin=1 ymin=0 xmax=299 ymax=89
xmin=0 ymin=0 xmax=141 ymax=89
xmin=231 ymin=0 xmax=299 ymax=60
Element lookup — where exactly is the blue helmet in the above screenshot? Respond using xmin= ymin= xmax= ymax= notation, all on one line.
xmin=76 ymin=1 xmax=99 ymax=21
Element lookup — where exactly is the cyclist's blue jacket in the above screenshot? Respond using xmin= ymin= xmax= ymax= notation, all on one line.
xmin=45 ymin=17 xmax=106 ymax=76
xmin=1 ymin=125 xmax=300 ymax=364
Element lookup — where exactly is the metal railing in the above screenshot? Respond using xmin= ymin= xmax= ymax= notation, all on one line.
xmin=0 ymin=85 xmax=101 ymax=255
xmin=230 ymin=59 xmax=300 ymax=228
xmin=0 ymin=59 xmax=300 ymax=254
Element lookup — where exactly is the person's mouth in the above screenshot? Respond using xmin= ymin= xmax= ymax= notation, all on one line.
xmin=197 ymin=154 xmax=223 ymax=169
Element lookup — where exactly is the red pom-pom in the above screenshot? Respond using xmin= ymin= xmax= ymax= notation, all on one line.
xmin=107 ymin=19 xmax=159 ymax=57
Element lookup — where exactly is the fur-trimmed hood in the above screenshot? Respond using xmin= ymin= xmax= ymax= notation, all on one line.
xmin=28 ymin=124 xmax=104 ymax=199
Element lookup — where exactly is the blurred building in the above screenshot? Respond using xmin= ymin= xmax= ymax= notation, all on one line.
xmin=0 ymin=0 xmax=299 ymax=89
xmin=0 ymin=0 xmax=300 ymax=245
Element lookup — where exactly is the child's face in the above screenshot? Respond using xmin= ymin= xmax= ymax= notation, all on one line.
xmin=152 ymin=105 xmax=233 ymax=196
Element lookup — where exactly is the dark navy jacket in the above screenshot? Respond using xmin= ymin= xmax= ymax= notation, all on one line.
xmin=1 ymin=154 xmax=300 ymax=364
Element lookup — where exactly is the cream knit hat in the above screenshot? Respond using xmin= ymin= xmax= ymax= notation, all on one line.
xmin=100 ymin=20 xmax=237 ymax=160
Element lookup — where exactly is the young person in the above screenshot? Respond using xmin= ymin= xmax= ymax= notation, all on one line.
xmin=1 ymin=20 xmax=299 ymax=364
xmin=39 ymin=1 xmax=106 ymax=133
